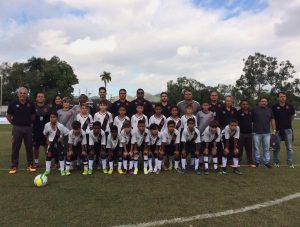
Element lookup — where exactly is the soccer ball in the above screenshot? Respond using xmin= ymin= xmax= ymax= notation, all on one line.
xmin=34 ymin=174 xmax=48 ymax=187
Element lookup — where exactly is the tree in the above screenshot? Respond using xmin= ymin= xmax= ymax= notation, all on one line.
xmin=99 ymin=71 xmax=112 ymax=89
xmin=0 ymin=56 xmax=78 ymax=103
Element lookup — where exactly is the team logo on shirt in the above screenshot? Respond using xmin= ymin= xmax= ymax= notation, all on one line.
xmin=277 ymin=106 xmax=280 ymax=110
xmin=241 ymin=113 xmax=244 ymax=116
xmin=16 ymin=104 xmax=20 ymax=108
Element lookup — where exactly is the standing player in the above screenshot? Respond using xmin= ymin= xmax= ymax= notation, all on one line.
xmin=120 ymin=121 xmax=132 ymax=174
xmin=113 ymin=106 xmax=130 ymax=133
xmin=197 ymin=101 xmax=214 ymax=135
xmin=131 ymin=103 xmax=149 ymax=131
xmin=94 ymin=100 xmax=113 ymax=136
xmin=181 ymin=118 xmax=201 ymax=175
xmin=149 ymin=104 xmax=167 ymax=132
xmin=148 ymin=124 xmax=162 ymax=173
xmin=166 ymin=106 xmax=182 ymax=131
xmin=43 ymin=112 xmax=69 ymax=176
xmin=57 ymin=97 xmax=76 ymax=130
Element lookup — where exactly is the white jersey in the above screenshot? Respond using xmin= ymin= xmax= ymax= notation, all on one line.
xmin=120 ymin=129 xmax=132 ymax=146
xmin=76 ymin=113 xmax=93 ymax=133
xmin=68 ymin=129 xmax=87 ymax=146
xmin=131 ymin=129 xmax=149 ymax=147
xmin=202 ymin=126 xmax=221 ymax=143
xmin=166 ymin=116 xmax=182 ymax=131
xmin=43 ymin=122 xmax=69 ymax=142
xmin=181 ymin=128 xmax=201 ymax=143
xmin=113 ymin=115 xmax=130 ymax=133
xmin=161 ymin=129 xmax=180 ymax=145
xmin=180 ymin=115 xmax=198 ymax=130
xmin=149 ymin=132 xmax=162 ymax=146
xmin=149 ymin=114 xmax=167 ymax=132
xmin=88 ymin=130 xmax=106 ymax=146
xmin=131 ymin=114 xmax=148 ymax=131
xmin=93 ymin=111 xmax=113 ymax=133
xmin=222 ymin=125 xmax=240 ymax=140
xmin=106 ymin=133 xmax=123 ymax=149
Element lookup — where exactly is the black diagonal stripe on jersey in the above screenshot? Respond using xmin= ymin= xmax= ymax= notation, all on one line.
xmin=82 ymin=117 xmax=90 ymax=131
xmin=170 ymin=133 xmax=177 ymax=146
xmin=176 ymin=120 xmax=181 ymax=130
xmin=158 ymin=118 xmax=165 ymax=131
xmin=102 ymin=114 xmax=109 ymax=131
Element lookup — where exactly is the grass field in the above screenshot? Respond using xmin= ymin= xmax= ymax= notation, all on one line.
xmin=0 ymin=123 xmax=299 ymax=227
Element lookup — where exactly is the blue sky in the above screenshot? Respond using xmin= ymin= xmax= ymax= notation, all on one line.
xmin=0 ymin=0 xmax=299 ymax=97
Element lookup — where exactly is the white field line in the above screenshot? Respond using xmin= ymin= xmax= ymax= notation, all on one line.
xmin=115 ymin=192 xmax=300 ymax=227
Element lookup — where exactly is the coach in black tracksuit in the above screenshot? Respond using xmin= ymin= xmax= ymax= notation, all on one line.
xmin=128 ymin=88 xmax=154 ymax=118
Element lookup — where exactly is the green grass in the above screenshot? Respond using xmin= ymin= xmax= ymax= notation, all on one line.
xmin=0 ymin=123 xmax=299 ymax=227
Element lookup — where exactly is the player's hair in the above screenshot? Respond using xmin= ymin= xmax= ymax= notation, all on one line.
xmin=118 ymin=106 xmax=126 ymax=111
xmin=35 ymin=92 xmax=45 ymax=97
xmin=185 ymin=104 xmax=193 ymax=109
xmin=136 ymin=103 xmax=144 ymax=108
xmin=99 ymin=100 xmax=107 ymax=105
xmin=80 ymin=103 xmax=89 ymax=108
xmin=167 ymin=120 xmax=176 ymax=126
xmin=110 ymin=125 xmax=118 ymax=132
xmin=239 ymin=99 xmax=248 ymax=105
xmin=187 ymin=118 xmax=195 ymax=124
xmin=210 ymin=90 xmax=218 ymax=95
xmin=225 ymin=95 xmax=232 ymax=99
xmin=202 ymin=100 xmax=210 ymax=105
xmin=229 ymin=118 xmax=238 ymax=124
xmin=49 ymin=111 xmax=58 ymax=117
xmin=171 ymin=106 xmax=178 ymax=111
xmin=259 ymin=96 xmax=269 ymax=102
xmin=93 ymin=121 xmax=101 ymax=128
xmin=99 ymin=87 xmax=106 ymax=92
xmin=62 ymin=97 xmax=71 ymax=103
xmin=79 ymin=94 xmax=88 ymax=99
xmin=209 ymin=120 xmax=219 ymax=128
xmin=277 ymin=91 xmax=286 ymax=97
xmin=149 ymin=123 xmax=159 ymax=130
xmin=137 ymin=88 xmax=144 ymax=93
xmin=160 ymin=92 xmax=168 ymax=96
xmin=137 ymin=120 xmax=146 ymax=125
xmin=123 ymin=120 xmax=131 ymax=128
xmin=72 ymin=120 xmax=81 ymax=130
xmin=119 ymin=88 xmax=127 ymax=93
xmin=183 ymin=88 xmax=192 ymax=94
xmin=155 ymin=103 xmax=162 ymax=109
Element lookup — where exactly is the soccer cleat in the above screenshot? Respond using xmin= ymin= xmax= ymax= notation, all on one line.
xmin=195 ymin=170 xmax=201 ymax=175
xmin=249 ymin=163 xmax=257 ymax=168
xmin=118 ymin=169 xmax=124 ymax=174
xmin=156 ymin=169 xmax=161 ymax=175
xmin=148 ymin=168 xmax=153 ymax=173
xmin=175 ymin=168 xmax=181 ymax=174
xmin=144 ymin=168 xmax=149 ymax=175
xmin=255 ymin=163 xmax=259 ymax=168
xmin=108 ymin=169 xmax=113 ymax=175
xmin=27 ymin=165 xmax=37 ymax=172
xmin=88 ymin=169 xmax=93 ymax=175
xmin=264 ymin=164 xmax=272 ymax=169
xmin=168 ymin=164 xmax=173 ymax=171
xmin=181 ymin=169 xmax=186 ymax=175
xmin=9 ymin=167 xmax=17 ymax=174
xmin=60 ymin=170 xmax=66 ymax=176
xmin=204 ymin=169 xmax=209 ymax=175
xmin=82 ymin=169 xmax=89 ymax=175
xmin=103 ymin=169 xmax=108 ymax=174
xmin=274 ymin=163 xmax=280 ymax=168
xmin=222 ymin=167 xmax=228 ymax=175
xmin=233 ymin=168 xmax=242 ymax=175
xmin=65 ymin=170 xmax=71 ymax=176
xmin=43 ymin=170 xmax=50 ymax=176
xmin=33 ymin=163 xmax=39 ymax=169
xmin=133 ymin=168 xmax=138 ymax=175
xmin=153 ymin=168 xmax=157 ymax=173
xmin=289 ymin=164 xmax=295 ymax=169
xmin=162 ymin=164 xmax=167 ymax=171
xmin=214 ymin=169 xmax=220 ymax=174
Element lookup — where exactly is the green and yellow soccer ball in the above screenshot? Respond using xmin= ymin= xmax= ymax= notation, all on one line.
xmin=34 ymin=174 xmax=48 ymax=187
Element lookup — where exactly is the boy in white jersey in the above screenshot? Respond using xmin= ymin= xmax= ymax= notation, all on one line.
xmin=94 ymin=100 xmax=113 ymax=136
xmin=65 ymin=121 xmax=87 ymax=175
xmin=43 ymin=112 xmax=69 ymax=176
xmin=120 ymin=121 xmax=132 ymax=174
xmin=161 ymin=120 xmax=180 ymax=174
xmin=148 ymin=124 xmax=162 ymax=173
xmin=181 ymin=118 xmax=201 ymax=175
xmin=131 ymin=120 xmax=149 ymax=175
xmin=106 ymin=125 xmax=123 ymax=174
xmin=149 ymin=104 xmax=167 ymax=132
xmin=221 ymin=119 xmax=242 ymax=175
xmin=88 ymin=121 xmax=106 ymax=174
xmin=202 ymin=120 xmax=221 ymax=175
xmin=166 ymin=106 xmax=182 ymax=131
xmin=113 ymin=106 xmax=130 ymax=133
xmin=131 ymin=103 xmax=148 ymax=131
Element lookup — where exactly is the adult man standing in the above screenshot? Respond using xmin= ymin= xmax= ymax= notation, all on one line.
xmin=218 ymin=95 xmax=237 ymax=130
xmin=6 ymin=87 xmax=36 ymax=174
xmin=111 ymin=89 xmax=130 ymax=117
xmin=209 ymin=90 xmax=222 ymax=121
xmin=32 ymin=92 xmax=51 ymax=168
xmin=253 ymin=97 xmax=276 ymax=168
xmin=94 ymin=87 xmax=112 ymax=111
xmin=160 ymin=92 xmax=172 ymax=118
xmin=272 ymin=92 xmax=295 ymax=168
xmin=177 ymin=89 xmax=200 ymax=117
xmin=128 ymin=88 xmax=153 ymax=118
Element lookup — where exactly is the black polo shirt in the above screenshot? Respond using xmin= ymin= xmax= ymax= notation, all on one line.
xmin=252 ymin=106 xmax=274 ymax=134
xmin=7 ymin=100 xmax=35 ymax=126
xmin=128 ymin=98 xmax=154 ymax=118
xmin=111 ymin=99 xmax=130 ymax=117
xmin=272 ymin=103 xmax=295 ymax=130
xmin=161 ymin=102 xmax=172 ymax=118
xmin=218 ymin=106 xmax=237 ymax=129
xmin=236 ymin=109 xmax=253 ymax=133
xmin=33 ymin=103 xmax=51 ymax=132
xmin=209 ymin=102 xmax=222 ymax=121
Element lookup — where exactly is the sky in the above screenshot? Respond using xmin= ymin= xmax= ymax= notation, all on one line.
xmin=0 ymin=0 xmax=300 ymax=97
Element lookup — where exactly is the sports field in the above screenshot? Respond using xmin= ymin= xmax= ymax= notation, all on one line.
xmin=0 ymin=123 xmax=299 ymax=227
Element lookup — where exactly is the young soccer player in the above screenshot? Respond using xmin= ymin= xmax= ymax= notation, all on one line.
xmin=57 ymin=97 xmax=76 ymax=130
xmin=202 ymin=120 xmax=221 ymax=175
xmin=166 ymin=106 xmax=182 ymax=131
xmin=148 ymin=123 xmax=162 ymax=173
xmin=120 ymin=120 xmax=133 ymax=174
xmin=106 ymin=125 xmax=123 ymax=174
xmin=66 ymin=121 xmax=87 ymax=175
xmin=181 ymin=118 xmax=201 ymax=175
xmin=221 ymin=119 xmax=242 ymax=175
xmin=76 ymin=103 xmax=93 ymax=134
xmin=113 ymin=106 xmax=130 ymax=133
xmin=94 ymin=100 xmax=113 ymax=135
xmin=88 ymin=121 xmax=106 ymax=174
xmin=161 ymin=120 xmax=180 ymax=174
xmin=197 ymin=101 xmax=214 ymax=135
xmin=131 ymin=120 xmax=149 ymax=175
xmin=131 ymin=104 xmax=149 ymax=131
xmin=43 ymin=112 xmax=69 ymax=176
xmin=149 ymin=104 xmax=167 ymax=132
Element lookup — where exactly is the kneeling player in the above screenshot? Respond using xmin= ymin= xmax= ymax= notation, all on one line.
xmin=202 ymin=120 xmax=221 ymax=175
xmin=120 ymin=120 xmax=132 ymax=174
xmin=131 ymin=120 xmax=149 ymax=175
xmin=221 ymin=119 xmax=242 ymax=175
xmin=161 ymin=120 xmax=180 ymax=174
xmin=106 ymin=125 xmax=123 ymax=174
xmin=148 ymin=123 xmax=162 ymax=173
xmin=181 ymin=118 xmax=201 ymax=175
xmin=66 ymin=121 xmax=87 ymax=175
xmin=43 ymin=112 xmax=69 ymax=176
xmin=88 ymin=121 xmax=106 ymax=174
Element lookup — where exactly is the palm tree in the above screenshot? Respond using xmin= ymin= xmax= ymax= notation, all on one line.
xmin=99 ymin=71 xmax=112 ymax=89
